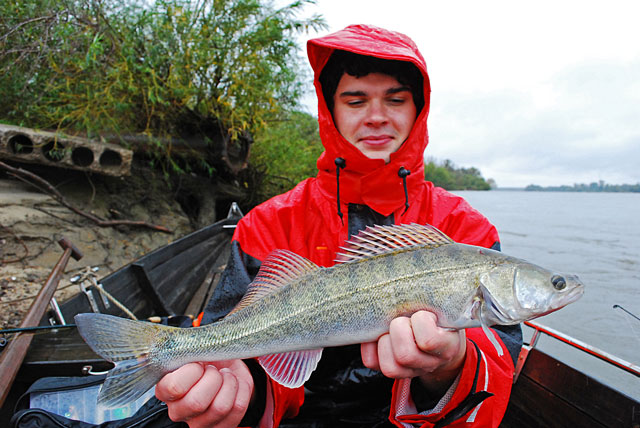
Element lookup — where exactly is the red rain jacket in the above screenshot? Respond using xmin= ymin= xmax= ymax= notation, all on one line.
xmin=232 ymin=25 xmax=515 ymax=428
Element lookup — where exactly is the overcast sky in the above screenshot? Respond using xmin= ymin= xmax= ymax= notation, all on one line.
xmin=293 ymin=0 xmax=640 ymax=188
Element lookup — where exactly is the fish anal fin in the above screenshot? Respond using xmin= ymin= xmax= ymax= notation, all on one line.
xmin=258 ymin=349 xmax=323 ymax=388
xmin=336 ymin=223 xmax=454 ymax=263
xmin=229 ymin=250 xmax=319 ymax=315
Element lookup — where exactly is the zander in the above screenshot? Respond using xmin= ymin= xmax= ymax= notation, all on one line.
xmin=75 ymin=223 xmax=584 ymax=408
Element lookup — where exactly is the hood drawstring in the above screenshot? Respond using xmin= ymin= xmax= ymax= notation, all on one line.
xmin=398 ymin=167 xmax=411 ymax=215
xmin=335 ymin=157 xmax=346 ymax=224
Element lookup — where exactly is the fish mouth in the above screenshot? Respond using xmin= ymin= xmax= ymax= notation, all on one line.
xmin=527 ymin=283 xmax=585 ymax=319
xmin=554 ymin=282 xmax=585 ymax=308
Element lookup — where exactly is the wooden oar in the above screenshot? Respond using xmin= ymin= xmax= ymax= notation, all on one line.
xmin=0 ymin=237 xmax=82 ymax=407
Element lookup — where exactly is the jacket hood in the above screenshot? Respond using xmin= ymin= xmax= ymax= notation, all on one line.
xmin=307 ymin=24 xmax=431 ymax=216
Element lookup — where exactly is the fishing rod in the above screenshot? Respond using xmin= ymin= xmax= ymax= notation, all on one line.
xmin=0 ymin=315 xmax=187 ymax=345
xmin=523 ymin=320 xmax=640 ymax=378
xmin=0 ymin=324 xmax=77 ymax=336
xmin=0 ymin=325 xmax=78 ymax=347
xmin=613 ymin=304 xmax=640 ymax=322
xmin=0 ymin=237 xmax=83 ymax=408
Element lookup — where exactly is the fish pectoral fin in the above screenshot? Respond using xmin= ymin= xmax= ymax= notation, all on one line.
xmin=479 ymin=318 xmax=504 ymax=357
xmin=469 ymin=292 xmax=505 ymax=357
xmin=257 ymin=348 xmax=323 ymax=388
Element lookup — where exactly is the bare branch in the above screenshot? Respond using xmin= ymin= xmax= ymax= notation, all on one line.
xmin=0 ymin=223 xmax=29 ymax=264
xmin=0 ymin=14 xmax=55 ymax=43
xmin=0 ymin=161 xmax=172 ymax=234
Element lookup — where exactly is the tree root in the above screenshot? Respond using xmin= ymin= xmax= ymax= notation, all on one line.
xmin=0 ymin=161 xmax=172 ymax=234
xmin=0 ymin=223 xmax=29 ymax=264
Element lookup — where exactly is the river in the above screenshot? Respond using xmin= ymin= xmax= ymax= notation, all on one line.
xmin=453 ymin=190 xmax=640 ymax=399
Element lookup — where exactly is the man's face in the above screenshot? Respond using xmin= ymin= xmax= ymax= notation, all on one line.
xmin=332 ymin=72 xmax=417 ymax=163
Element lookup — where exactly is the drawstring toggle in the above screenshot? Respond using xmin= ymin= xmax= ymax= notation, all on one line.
xmin=398 ymin=167 xmax=411 ymax=215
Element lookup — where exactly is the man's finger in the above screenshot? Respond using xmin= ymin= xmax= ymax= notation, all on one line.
xmin=361 ymin=341 xmax=381 ymax=370
xmin=223 ymin=376 xmax=253 ymax=427
xmin=209 ymin=368 xmax=240 ymax=417
xmin=156 ymin=363 xmax=205 ymax=403
xmin=376 ymin=333 xmax=411 ymax=378
xmin=388 ymin=316 xmax=422 ymax=367
xmin=412 ymin=311 xmax=466 ymax=363
xmin=410 ymin=311 xmax=445 ymax=355
xmin=166 ymin=364 xmax=224 ymax=422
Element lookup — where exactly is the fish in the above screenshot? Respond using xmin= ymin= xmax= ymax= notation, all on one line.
xmin=75 ymin=223 xmax=584 ymax=408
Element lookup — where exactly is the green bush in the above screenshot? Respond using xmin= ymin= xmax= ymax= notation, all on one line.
xmin=0 ymin=0 xmax=324 ymax=171
xmin=249 ymin=110 xmax=323 ymax=201
xmin=425 ymin=158 xmax=492 ymax=190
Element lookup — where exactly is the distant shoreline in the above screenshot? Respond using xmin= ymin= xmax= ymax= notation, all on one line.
xmin=487 ymin=186 xmax=640 ymax=193
xmin=522 ymin=183 xmax=639 ymax=193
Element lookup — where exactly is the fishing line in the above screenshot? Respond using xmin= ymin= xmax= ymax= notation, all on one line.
xmin=0 ymin=324 xmax=77 ymax=346
xmin=613 ymin=304 xmax=640 ymax=341
xmin=613 ymin=305 xmax=640 ymax=322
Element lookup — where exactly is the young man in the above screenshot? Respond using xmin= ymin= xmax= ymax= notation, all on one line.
xmin=155 ymin=25 xmax=522 ymax=428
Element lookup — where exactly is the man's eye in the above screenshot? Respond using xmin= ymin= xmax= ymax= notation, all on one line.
xmin=347 ymin=100 xmax=364 ymax=106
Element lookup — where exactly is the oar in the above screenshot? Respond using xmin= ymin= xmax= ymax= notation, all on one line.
xmin=0 ymin=237 xmax=83 ymax=407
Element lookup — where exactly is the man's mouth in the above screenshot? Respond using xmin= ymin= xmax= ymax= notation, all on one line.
xmin=358 ymin=135 xmax=393 ymax=146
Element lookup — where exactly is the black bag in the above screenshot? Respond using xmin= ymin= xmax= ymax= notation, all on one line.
xmin=10 ymin=375 xmax=185 ymax=428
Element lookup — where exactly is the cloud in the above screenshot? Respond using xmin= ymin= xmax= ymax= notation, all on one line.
xmin=293 ymin=0 xmax=640 ymax=187
xmin=426 ymin=57 xmax=640 ymax=187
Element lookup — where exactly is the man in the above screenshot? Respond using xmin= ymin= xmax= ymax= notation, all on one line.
xmin=156 ymin=24 xmax=522 ymax=427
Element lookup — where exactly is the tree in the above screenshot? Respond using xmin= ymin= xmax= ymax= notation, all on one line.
xmin=424 ymin=158 xmax=491 ymax=190
xmin=0 ymin=0 xmax=325 ymax=172
xmin=243 ymin=109 xmax=323 ymax=204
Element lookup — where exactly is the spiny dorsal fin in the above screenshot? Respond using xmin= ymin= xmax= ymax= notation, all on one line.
xmin=229 ymin=249 xmax=319 ymax=315
xmin=335 ymin=223 xmax=454 ymax=264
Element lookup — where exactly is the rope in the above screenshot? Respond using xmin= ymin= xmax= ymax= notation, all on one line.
xmin=89 ymin=276 xmax=137 ymax=320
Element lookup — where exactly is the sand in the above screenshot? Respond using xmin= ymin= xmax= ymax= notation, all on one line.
xmin=0 ymin=168 xmax=194 ymax=329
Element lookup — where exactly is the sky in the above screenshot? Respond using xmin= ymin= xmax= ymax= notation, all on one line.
xmin=291 ymin=0 xmax=640 ymax=188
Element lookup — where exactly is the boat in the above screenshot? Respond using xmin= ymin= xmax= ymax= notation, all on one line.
xmin=1 ymin=207 xmax=638 ymax=427
xmin=0 ymin=205 xmax=242 ymax=425
xmin=501 ymin=321 xmax=639 ymax=427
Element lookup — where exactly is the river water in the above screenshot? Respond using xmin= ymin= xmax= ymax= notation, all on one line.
xmin=453 ymin=190 xmax=640 ymax=399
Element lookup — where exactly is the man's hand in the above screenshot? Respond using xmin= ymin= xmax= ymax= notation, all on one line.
xmin=361 ymin=310 xmax=466 ymax=396
xmin=155 ymin=359 xmax=253 ymax=428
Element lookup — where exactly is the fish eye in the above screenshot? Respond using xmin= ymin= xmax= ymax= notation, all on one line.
xmin=551 ymin=275 xmax=566 ymax=290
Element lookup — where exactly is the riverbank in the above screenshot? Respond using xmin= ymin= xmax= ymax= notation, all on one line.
xmin=0 ymin=164 xmax=196 ymax=329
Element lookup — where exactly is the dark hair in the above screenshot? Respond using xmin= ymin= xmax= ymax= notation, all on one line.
xmin=319 ymin=50 xmax=425 ymax=113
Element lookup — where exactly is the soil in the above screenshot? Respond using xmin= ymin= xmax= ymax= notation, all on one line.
xmin=0 ymin=160 xmax=231 ymax=329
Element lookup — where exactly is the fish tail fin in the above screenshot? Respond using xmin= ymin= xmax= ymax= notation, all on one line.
xmin=75 ymin=313 xmax=168 ymax=408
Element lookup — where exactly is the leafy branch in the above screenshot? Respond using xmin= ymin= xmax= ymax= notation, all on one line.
xmin=0 ymin=0 xmax=326 ymax=175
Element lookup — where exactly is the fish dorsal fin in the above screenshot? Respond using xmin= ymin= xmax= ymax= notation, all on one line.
xmin=258 ymin=349 xmax=323 ymax=388
xmin=228 ymin=249 xmax=319 ymax=315
xmin=335 ymin=223 xmax=454 ymax=263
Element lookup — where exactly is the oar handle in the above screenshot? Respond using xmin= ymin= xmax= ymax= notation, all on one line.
xmin=0 ymin=238 xmax=82 ymax=407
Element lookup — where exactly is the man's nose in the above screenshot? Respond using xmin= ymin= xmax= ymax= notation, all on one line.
xmin=365 ymin=101 xmax=388 ymax=126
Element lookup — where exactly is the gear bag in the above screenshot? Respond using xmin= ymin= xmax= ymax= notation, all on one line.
xmin=10 ymin=374 xmax=185 ymax=428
